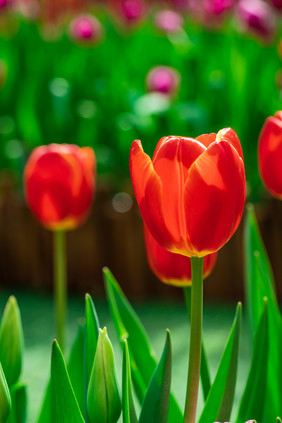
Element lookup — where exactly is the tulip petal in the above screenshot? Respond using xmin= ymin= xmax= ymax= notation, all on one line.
xmin=184 ymin=140 xmax=245 ymax=255
xmin=258 ymin=115 xmax=282 ymax=198
xmin=196 ymin=133 xmax=216 ymax=148
xmin=152 ymin=137 xmax=205 ymax=251
xmin=129 ymin=140 xmax=173 ymax=248
xmin=216 ymin=128 xmax=244 ymax=160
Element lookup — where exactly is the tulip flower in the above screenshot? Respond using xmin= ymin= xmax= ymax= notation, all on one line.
xmin=69 ymin=14 xmax=103 ymax=44
xmin=146 ymin=66 xmax=180 ymax=97
xmin=24 ymin=143 xmax=96 ymax=231
xmin=130 ymin=129 xmax=246 ymax=258
xmin=130 ymin=129 xmax=245 ymax=423
xmin=154 ymin=9 xmax=184 ymax=34
xmin=144 ymin=225 xmax=217 ymax=286
xmin=237 ymin=0 xmax=276 ymax=40
xmin=258 ymin=111 xmax=282 ymax=199
xmin=24 ymin=143 xmax=95 ymax=351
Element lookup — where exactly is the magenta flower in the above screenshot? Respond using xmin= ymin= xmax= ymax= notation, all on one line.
xmin=269 ymin=0 xmax=282 ymax=11
xmin=121 ymin=0 xmax=144 ymax=22
xmin=237 ymin=0 xmax=276 ymax=40
xmin=69 ymin=14 xmax=103 ymax=44
xmin=146 ymin=66 xmax=180 ymax=96
xmin=203 ymin=0 xmax=235 ymax=16
xmin=154 ymin=9 xmax=184 ymax=33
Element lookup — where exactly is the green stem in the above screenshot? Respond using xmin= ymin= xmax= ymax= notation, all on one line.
xmin=53 ymin=230 xmax=67 ymax=352
xmin=183 ymin=256 xmax=204 ymax=423
xmin=183 ymin=284 xmax=211 ymax=401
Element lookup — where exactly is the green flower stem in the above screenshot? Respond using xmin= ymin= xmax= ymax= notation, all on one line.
xmin=53 ymin=230 xmax=67 ymax=352
xmin=183 ymin=256 xmax=204 ymax=423
xmin=183 ymin=284 xmax=211 ymax=401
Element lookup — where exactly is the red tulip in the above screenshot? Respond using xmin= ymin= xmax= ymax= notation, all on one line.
xmin=144 ymin=225 xmax=217 ymax=286
xmin=24 ymin=143 xmax=96 ymax=230
xmin=258 ymin=111 xmax=282 ymax=199
xmin=130 ymin=128 xmax=246 ymax=257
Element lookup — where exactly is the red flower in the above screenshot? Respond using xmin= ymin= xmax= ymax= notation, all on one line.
xmin=24 ymin=144 xmax=96 ymax=230
xmin=144 ymin=225 xmax=217 ymax=286
xmin=258 ymin=111 xmax=282 ymax=199
xmin=130 ymin=128 xmax=246 ymax=257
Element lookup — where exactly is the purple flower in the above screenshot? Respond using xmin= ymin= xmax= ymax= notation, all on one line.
xmin=69 ymin=14 xmax=103 ymax=44
xmin=146 ymin=66 xmax=180 ymax=96
xmin=154 ymin=9 xmax=184 ymax=33
xmin=237 ymin=0 xmax=276 ymax=40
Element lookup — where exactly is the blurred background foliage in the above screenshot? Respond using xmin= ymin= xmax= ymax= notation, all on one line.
xmin=0 ymin=0 xmax=281 ymax=202
xmin=0 ymin=0 xmax=281 ymax=299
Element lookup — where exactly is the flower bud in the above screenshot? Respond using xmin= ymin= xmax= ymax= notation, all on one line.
xmin=146 ymin=66 xmax=180 ymax=96
xmin=154 ymin=9 xmax=184 ymax=34
xmin=69 ymin=14 xmax=103 ymax=44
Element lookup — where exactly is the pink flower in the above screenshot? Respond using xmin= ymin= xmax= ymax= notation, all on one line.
xmin=121 ymin=0 xmax=144 ymax=22
xmin=154 ymin=9 xmax=184 ymax=33
xmin=237 ymin=0 xmax=276 ymax=40
xmin=69 ymin=14 xmax=103 ymax=44
xmin=146 ymin=66 xmax=180 ymax=96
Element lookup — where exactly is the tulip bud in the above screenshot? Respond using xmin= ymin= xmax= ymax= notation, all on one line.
xmin=154 ymin=9 xmax=184 ymax=34
xmin=69 ymin=14 xmax=103 ymax=44
xmin=146 ymin=66 xmax=180 ymax=97
xmin=121 ymin=0 xmax=144 ymax=23
xmin=258 ymin=111 xmax=282 ymax=199
xmin=237 ymin=0 xmax=276 ymax=40
xmin=144 ymin=225 xmax=217 ymax=286
xmin=24 ymin=143 xmax=96 ymax=231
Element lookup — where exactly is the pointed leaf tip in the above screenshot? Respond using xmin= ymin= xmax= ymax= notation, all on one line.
xmin=0 ymin=295 xmax=24 ymax=387
xmin=87 ymin=327 xmax=121 ymax=423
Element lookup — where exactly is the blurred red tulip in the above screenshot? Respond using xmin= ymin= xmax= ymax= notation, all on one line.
xmin=130 ymin=128 xmax=246 ymax=257
xmin=144 ymin=225 xmax=217 ymax=286
xmin=24 ymin=144 xmax=96 ymax=230
xmin=258 ymin=111 xmax=282 ymax=199
xmin=146 ymin=66 xmax=180 ymax=96
xmin=69 ymin=14 xmax=103 ymax=44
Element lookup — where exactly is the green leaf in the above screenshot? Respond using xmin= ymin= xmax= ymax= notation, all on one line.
xmin=85 ymin=293 xmax=99 ymax=384
xmin=51 ymin=340 xmax=85 ymax=423
xmin=198 ymin=303 xmax=242 ymax=423
xmin=244 ymin=205 xmax=282 ymax=419
xmin=236 ymin=298 xmax=268 ymax=422
xmin=36 ymin=383 xmax=50 ymax=423
xmin=122 ymin=340 xmax=138 ymax=423
xmin=244 ymin=204 xmax=279 ymax=332
xmin=0 ymin=297 xmax=24 ymax=386
xmin=87 ymin=328 xmax=121 ymax=423
xmin=37 ymin=323 xmax=86 ymax=423
xmin=103 ymin=267 xmax=183 ymax=423
xmin=0 ymin=362 xmax=11 ymax=423
xmin=139 ymin=330 xmax=172 ymax=423
xmin=68 ymin=322 xmax=85 ymax=416
xmin=277 ymin=418 xmax=282 ymax=422
xmin=7 ymin=384 xmax=27 ymax=423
